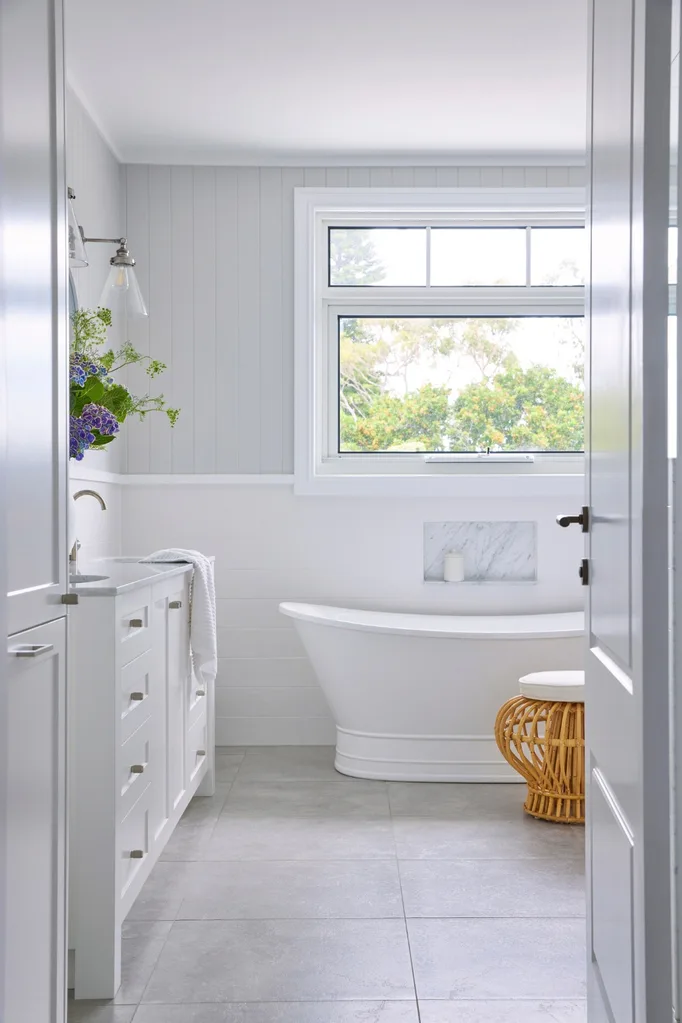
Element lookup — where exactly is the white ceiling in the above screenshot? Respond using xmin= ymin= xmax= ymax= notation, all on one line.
xmin=65 ymin=0 xmax=588 ymax=165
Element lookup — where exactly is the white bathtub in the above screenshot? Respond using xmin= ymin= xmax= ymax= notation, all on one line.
xmin=280 ymin=603 xmax=585 ymax=782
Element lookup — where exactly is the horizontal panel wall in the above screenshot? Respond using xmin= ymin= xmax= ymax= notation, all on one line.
xmin=125 ymin=164 xmax=586 ymax=475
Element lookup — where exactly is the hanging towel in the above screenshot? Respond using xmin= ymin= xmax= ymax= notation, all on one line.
xmin=142 ymin=549 xmax=217 ymax=689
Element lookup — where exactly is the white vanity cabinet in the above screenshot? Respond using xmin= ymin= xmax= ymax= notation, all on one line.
xmin=69 ymin=564 xmax=210 ymax=999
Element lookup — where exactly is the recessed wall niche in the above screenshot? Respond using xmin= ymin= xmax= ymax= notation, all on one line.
xmin=423 ymin=521 xmax=537 ymax=583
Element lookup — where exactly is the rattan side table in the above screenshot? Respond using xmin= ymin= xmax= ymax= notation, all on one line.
xmin=495 ymin=670 xmax=585 ymax=825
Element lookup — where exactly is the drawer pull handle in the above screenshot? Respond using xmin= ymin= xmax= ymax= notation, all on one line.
xmin=169 ymin=600 xmax=182 ymax=609
xmin=130 ymin=849 xmax=145 ymax=859
xmin=196 ymin=689 xmax=206 ymax=697
xmin=9 ymin=643 xmax=54 ymax=658
xmin=130 ymin=764 xmax=145 ymax=774
xmin=197 ymin=749 xmax=206 ymax=757
xmin=130 ymin=692 xmax=146 ymax=702
xmin=129 ymin=618 xmax=144 ymax=629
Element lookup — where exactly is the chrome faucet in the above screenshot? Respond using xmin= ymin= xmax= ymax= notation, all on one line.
xmin=70 ymin=489 xmax=107 ymax=568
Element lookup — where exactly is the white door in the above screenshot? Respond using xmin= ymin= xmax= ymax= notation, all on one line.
xmin=5 ymin=620 xmax=67 ymax=1023
xmin=584 ymin=0 xmax=674 ymax=1019
xmin=2 ymin=0 xmax=68 ymax=637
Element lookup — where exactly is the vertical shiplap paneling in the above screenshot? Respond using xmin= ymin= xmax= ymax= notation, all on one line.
xmin=133 ymin=161 xmax=584 ymax=473
xmin=547 ymin=166 xmax=571 ymax=187
xmin=391 ymin=168 xmax=415 ymax=187
xmin=215 ymin=168 xmax=241 ymax=472
xmin=480 ymin=167 xmax=504 ymax=187
xmin=325 ymin=168 xmax=349 ymax=187
xmin=347 ymin=168 xmax=372 ymax=186
xmin=148 ymin=166 xmax=173 ymax=473
xmin=237 ymin=168 xmax=262 ymax=470
xmin=458 ymin=167 xmax=483 ymax=187
xmin=125 ymin=165 xmax=151 ymax=473
xmin=413 ymin=168 xmax=438 ymax=186
xmin=170 ymin=167 xmax=195 ymax=472
xmin=524 ymin=167 xmax=548 ymax=187
xmin=259 ymin=167 xmax=284 ymax=472
xmin=435 ymin=168 xmax=459 ymax=187
xmin=193 ymin=167 xmax=218 ymax=472
xmin=370 ymin=168 xmax=394 ymax=187
xmin=502 ymin=167 xmax=526 ymax=187
xmin=280 ymin=168 xmax=306 ymax=473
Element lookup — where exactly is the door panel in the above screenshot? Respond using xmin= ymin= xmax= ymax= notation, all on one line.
xmin=5 ymin=618 xmax=66 ymax=1023
xmin=587 ymin=0 xmax=673 ymax=1018
xmin=2 ymin=0 xmax=68 ymax=636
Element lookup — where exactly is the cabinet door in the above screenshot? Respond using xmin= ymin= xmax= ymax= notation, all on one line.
xmin=5 ymin=619 xmax=67 ymax=1023
xmin=2 ymin=0 xmax=68 ymax=637
xmin=166 ymin=579 xmax=191 ymax=814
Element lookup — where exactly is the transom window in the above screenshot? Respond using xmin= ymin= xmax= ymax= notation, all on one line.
xmin=295 ymin=187 xmax=586 ymax=496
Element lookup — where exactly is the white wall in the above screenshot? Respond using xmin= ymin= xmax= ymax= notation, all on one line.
xmin=67 ymin=88 xmax=125 ymax=554
xmin=121 ymin=483 xmax=584 ymax=745
xmin=123 ymin=163 xmax=586 ymax=475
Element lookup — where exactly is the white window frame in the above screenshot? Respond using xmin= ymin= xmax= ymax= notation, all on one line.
xmin=294 ymin=186 xmax=586 ymax=497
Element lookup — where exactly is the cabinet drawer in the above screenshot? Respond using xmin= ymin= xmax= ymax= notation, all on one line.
xmin=119 ymin=717 xmax=152 ymax=822
xmin=119 ymin=785 xmax=151 ymax=899
xmin=186 ymin=714 xmax=208 ymax=785
xmin=187 ymin=672 xmax=208 ymax=728
xmin=120 ymin=649 xmax=152 ymax=742
xmin=117 ymin=588 xmax=153 ymax=667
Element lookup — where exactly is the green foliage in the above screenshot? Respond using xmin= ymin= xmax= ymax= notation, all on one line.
xmin=338 ymin=315 xmax=585 ymax=453
xmin=450 ymin=365 xmax=584 ymax=451
xmin=329 ymin=229 xmax=385 ymax=285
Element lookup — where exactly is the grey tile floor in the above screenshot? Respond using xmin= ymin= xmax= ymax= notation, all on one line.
xmin=69 ymin=746 xmax=587 ymax=1023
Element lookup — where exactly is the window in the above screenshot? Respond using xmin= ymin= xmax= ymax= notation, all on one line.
xmin=295 ymin=187 xmax=586 ymax=496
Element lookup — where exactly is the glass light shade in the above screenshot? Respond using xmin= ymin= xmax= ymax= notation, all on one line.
xmin=68 ymin=197 xmax=88 ymax=268
xmin=99 ymin=263 xmax=148 ymax=318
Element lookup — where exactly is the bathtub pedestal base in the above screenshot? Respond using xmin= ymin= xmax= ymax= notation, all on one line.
xmin=334 ymin=727 xmax=523 ymax=783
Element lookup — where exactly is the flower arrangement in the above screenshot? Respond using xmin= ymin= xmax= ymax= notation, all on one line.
xmin=70 ymin=307 xmax=179 ymax=460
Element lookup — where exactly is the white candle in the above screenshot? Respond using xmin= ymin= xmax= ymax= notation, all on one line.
xmin=443 ymin=550 xmax=465 ymax=582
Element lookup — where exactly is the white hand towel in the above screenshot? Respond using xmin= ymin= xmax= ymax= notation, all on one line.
xmin=142 ymin=549 xmax=217 ymax=689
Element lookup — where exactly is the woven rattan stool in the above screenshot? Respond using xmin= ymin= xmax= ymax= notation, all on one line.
xmin=495 ymin=670 xmax=585 ymax=824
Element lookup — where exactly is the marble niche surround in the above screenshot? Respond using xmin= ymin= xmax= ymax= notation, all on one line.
xmin=423 ymin=520 xmax=537 ymax=583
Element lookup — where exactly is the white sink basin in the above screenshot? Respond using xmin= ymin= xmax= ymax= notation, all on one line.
xmin=70 ymin=573 xmax=110 ymax=584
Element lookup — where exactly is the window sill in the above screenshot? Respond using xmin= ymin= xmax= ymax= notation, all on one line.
xmin=293 ymin=467 xmax=584 ymax=499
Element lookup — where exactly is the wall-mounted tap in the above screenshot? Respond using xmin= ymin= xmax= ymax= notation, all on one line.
xmin=71 ymin=489 xmax=107 ymax=569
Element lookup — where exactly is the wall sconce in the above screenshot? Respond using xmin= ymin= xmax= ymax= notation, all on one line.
xmin=67 ymin=186 xmax=148 ymax=318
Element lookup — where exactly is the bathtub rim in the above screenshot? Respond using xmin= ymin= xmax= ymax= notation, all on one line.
xmin=279 ymin=602 xmax=584 ymax=641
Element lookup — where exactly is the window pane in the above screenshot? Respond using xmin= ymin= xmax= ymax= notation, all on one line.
xmin=329 ymin=228 xmax=426 ymax=286
xmin=339 ymin=316 xmax=584 ymax=453
xmin=430 ymin=228 xmax=526 ymax=286
xmin=530 ymin=227 xmax=585 ymax=285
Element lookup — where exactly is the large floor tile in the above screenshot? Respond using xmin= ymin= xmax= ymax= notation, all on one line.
xmin=204 ymin=815 xmax=396 ymax=860
xmin=222 ymin=780 xmax=390 ymax=819
xmin=237 ymin=746 xmax=343 ymax=782
xmin=388 ymin=783 xmax=524 ymax=820
xmin=400 ymin=858 xmax=585 ymax=918
xmin=142 ymin=919 xmax=415 ymax=1002
xmin=177 ymin=859 xmax=403 ymax=919
xmin=127 ymin=862 xmax=191 ymax=921
xmin=418 ymin=1001 xmax=587 ymax=1022
xmin=67 ymin=1003 xmax=135 ymax=1023
xmin=160 ymin=823 xmax=215 ymax=861
xmin=178 ymin=786 xmax=232 ymax=826
xmin=215 ymin=755 xmax=245 ymax=783
xmin=407 ymin=918 xmax=586 ymax=999
xmin=112 ymin=921 xmax=173 ymax=1004
xmin=392 ymin=816 xmax=585 ymax=860
xmin=133 ymin=1001 xmax=419 ymax=1022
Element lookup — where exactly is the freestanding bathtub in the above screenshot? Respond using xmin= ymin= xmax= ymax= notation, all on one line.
xmin=280 ymin=603 xmax=584 ymax=782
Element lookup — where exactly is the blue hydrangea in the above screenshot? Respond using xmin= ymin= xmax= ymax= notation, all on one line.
xmin=69 ymin=403 xmax=119 ymax=460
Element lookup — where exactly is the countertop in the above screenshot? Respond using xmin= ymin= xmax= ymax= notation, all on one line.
xmin=69 ymin=557 xmax=193 ymax=597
